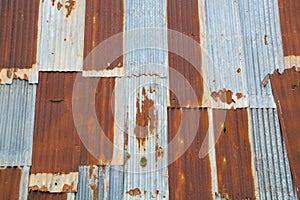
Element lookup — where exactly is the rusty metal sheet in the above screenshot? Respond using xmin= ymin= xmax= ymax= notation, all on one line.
xmin=0 ymin=0 xmax=40 ymax=69
xmin=0 ymin=80 xmax=36 ymax=166
xmin=167 ymin=0 xmax=204 ymax=108
xmin=38 ymin=0 xmax=85 ymax=71
xmin=168 ymin=108 xmax=212 ymax=200
xmin=83 ymin=0 xmax=124 ymax=77
xmin=213 ymin=109 xmax=255 ymax=199
xmin=0 ymin=167 xmax=22 ymax=200
xmin=114 ymin=76 xmax=169 ymax=199
xmin=31 ymin=72 xmax=121 ymax=173
xmin=278 ymin=0 xmax=300 ymax=57
xmin=0 ymin=65 xmax=38 ymax=84
xmin=270 ymin=67 xmax=300 ymax=198
xmin=28 ymin=192 xmax=68 ymax=200
xmin=29 ymin=172 xmax=78 ymax=193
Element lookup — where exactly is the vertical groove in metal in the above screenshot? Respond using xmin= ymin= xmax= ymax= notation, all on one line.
xmin=250 ymin=108 xmax=297 ymax=199
xmin=0 ymin=80 xmax=36 ymax=166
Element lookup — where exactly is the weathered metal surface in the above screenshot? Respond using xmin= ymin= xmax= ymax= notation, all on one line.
xmin=213 ymin=109 xmax=255 ymax=199
xmin=0 ymin=64 xmax=38 ymax=84
xmin=0 ymin=80 xmax=36 ymax=166
xmin=250 ymin=108 xmax=297 ymax=199
xmin=278 ymin=0 xmax=300 ymax=57
xmin=0 ymin=0 xmax=40 ymax=69
xmin=237 ymin=0 xmax=284 ymax=108
xmin=270 ymin=67 xmax=300 ymax=198
xmin=114 ymin=76 xmax=169 ymax=199
xmin=28 ymin=191 xmax=68 ymax=200
xmin=29 ymin=172 xmax=78 ymax=193
xmin=0 ymin=167 xmax=22 ymax=200
xmin=83 ymin=0 xmax=124 ymax=77
xmin=38 ymin=0 xmax=85 ymax=71
xmin=124 ymin=0 xmax=168 ymax=77
xmin=167 ymin=0 xmax=204 ymax=108
xmin=284 ymin=55 xmax=300 ymax=69
xmin=76 ymin=165 xmax=124 ymax=200
xmin=31 ymin=72 xmax=120 ymax=173
xmin=168 ymin=108 xmax=212 ymax=199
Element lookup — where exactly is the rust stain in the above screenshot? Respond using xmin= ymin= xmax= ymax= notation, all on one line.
xmin=168 ymin=109 xmax=212 ymax=200
xmin=236 ymin=92 xmax=243 ymax=99
xmin=214 ymin=109 xmax=255 ymax=199
xmin=51 ymin=0 xmax=55 ymax=6
xmin=0 ymin=167 xmax=22 ymax=200
xmin=262 ymin=74 xmax=270 ymax=87
xmin=237 ymin=68 xmax=241 ymax=73
xmin=155 ymin=143 xmax=164 ymax=164
xmin=278 ymin=0 xmax=300 ymax=56
xmin=83 ymin=0 xmax=124 ymax=71
xmin=62 ymin=183 xmax=74 ymax=192
xmin=126 ymin=188 xmax=141 ymax=196
xmin=140 ymin=157 xmax=147 ymax=168
xmin=28 ymin=191 xmax=67 ymax=200
xmin=211 ymin=89 xmax=235 ymax=104
xmin=134 ymin=88 xmax=157 ymax=151
xmin=269 ymin=67 xmax=300 ymax=197
xmin=168 ymin=0 xmax=203 ymax=107
xmin=57 ymin=1 xmax=63 ymax=11
xmin=65 ymin=0 xmax=76 ymax=18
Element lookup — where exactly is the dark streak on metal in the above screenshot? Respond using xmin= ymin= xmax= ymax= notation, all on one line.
xmin=237 ymin=68 xmax=241 ymax=73
xmin=51 ymin=0 xmax=55 ymax=6
xmin=0 ymin=167 xmax=22 ymax=200
xmin=84 ymin=0 xmax=124 ymax=71
xmin=168 ymin=0 xmax=204 ymax=107
xmin=278 ymin=0 xmax=300 ymax=56
xmin=168 ymin=109 xmax=212 ymax=200
xmin=211 ymin=89 xmax=235 ymax=104
xmin=270 ymin=67 xmax=300 ymax=197
xmin=214 ymin=109 xmax=255 ymax=200
xmin=126 ymin=188 xmax=141 ymax=196
xmin=57 ymin=1 xmax=63 ymax=11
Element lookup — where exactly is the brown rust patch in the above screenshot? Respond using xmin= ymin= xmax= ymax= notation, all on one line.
xmin=168 ymin=109 xmax=212 ymax=200
xmin=126 ymin=188 xmax=141 ymax=196
xmin=236 ymin=92 xmax=243 ymax=99
xmin=134 ymin=88 xmax=157 ymax=151
xmin=51 ymin=0 xmax=55 ymax=6
xmin=57 ymin=1 xmax=63 ymax=10
xmin=211 ymin=89 xmax=235 ymax=104
xmin=62 ymin=184 xmax=73 ymax=192
xmin=65 ymin=0 xmax=76 ymax=18
xmin=155 ymin=143 xmax=164 ymax=163
xmin=269 ymin=67 xmax=300 ymax=197
xmin=6 ymin=69 xmax=13 ymax=78
xmin=0 ymin=167 xmax=22 ymax=200
xmin=88 ymin=169 xmax=98 ymax=200
xmin=237 ymin=68 xmax=241 ymax=73
xmin=28 ymin=191 xmax=67 ymax=200
xmin=214 ymin=109 xmax=255 ymax=199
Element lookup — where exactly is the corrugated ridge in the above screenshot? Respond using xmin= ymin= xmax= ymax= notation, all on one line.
xmin=0 ymin=0 xmax=40 ymax=69
xmin=38 ymin=0 xmax=85 ymax=71
xmin=0 ymin=80 xmax=36 ymax=166
xmin=0 ymin=167 xmax=22 ymax=200
xmin=250 ymin=108 xmax=297 ymax=199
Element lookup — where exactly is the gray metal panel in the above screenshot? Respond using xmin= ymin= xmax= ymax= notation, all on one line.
xmin=76 ymin=166 xmax=124 ymax=200
xmin=37 ymin=0 xmax=85 ymax=71
xmin=115 ymin=76 xmax=169 ymax=199
xmin=19 ymin=166 xmax=30 ymax=200
xmin=238 ymin=0 xmax=285 ymax=108
xmin=0 ymin=80 xmax=36 ymax=166
xmin=124 ymin=0 xmax=168 ymax=77
xmin=250 ymin=108 xmax=297 ymax=199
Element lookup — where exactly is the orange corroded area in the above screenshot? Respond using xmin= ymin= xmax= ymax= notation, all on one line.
xmin=213 ymin=109 xmax=255 ymax=200
xmin=168 ymin=108 xmax=212 ymax=200
xmin=0 ymin=0 xmax=40 ymax=68
xmin=84 ymin=0 xmax=124 ymax=71
xmin=31 ymin=72 xmax=115 ymax=173
xmin=168 ymin=0 xmax=204 ymax=108
xmin=270 ymin=67 xmax=300 ymax=197
xmin=0 ymin=167 xmax=22 ymax=200
xmin=28 ymin=191 xmax=68 ymax=200
xmin=126 ymin=188 xmax=142 ymax=196
xmin=134 ymin=87 xmax=158 ymax=151
xmin=0 ymin=65 xmax=37 ymax=84
xmin=211 ymin=89 xmax=235 ymax=104
xmin=278 ymin=0 xmax=300 ymax=56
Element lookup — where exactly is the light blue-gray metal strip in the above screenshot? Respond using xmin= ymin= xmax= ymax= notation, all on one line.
xmin=0 ymin=80 xmax=36 ymax=166
xmin=237 ymin=0 xmax=285 ymax=108
xmin=250 ymin=108 xmax=297 ymax=199
xmin=124 ymin=0 xmax=168 ymax=77
xmin=19 ymin=166 xmax=30 ymax=200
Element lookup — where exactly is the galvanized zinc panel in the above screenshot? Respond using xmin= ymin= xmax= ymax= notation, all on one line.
xmin=0 ymin=80 xmax=36 ymax=166
xmin=0 ymin=0 xmax=40 ymax=69
xmin=76 ymin=165 xmax=124 ymax=200
xmin=83 ymin=0 xmax=124 ymax=77
xmin=238 ymin=0 xmax=284 ymax=108
xmin=37 ymin=0 xmax=85 ymax=71
xmin=270 ymin=68 xmax=300 ymax=198
xmin=124 ymin=0 xmax=168 ymax=77
xmin=168 ymin=108 xmax=212 ymax=199
xmin=114 ymin=76 xmax=169 ymax=199
xmin=250 ymin=108 xmax=297 ymax=199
